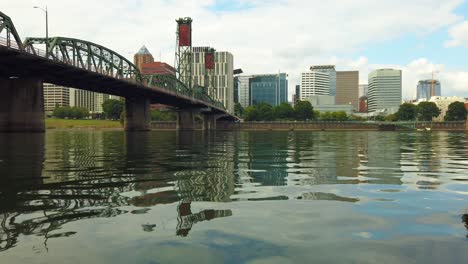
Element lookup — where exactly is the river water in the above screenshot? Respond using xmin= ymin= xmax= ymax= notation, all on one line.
xmin=0 ymin=131 xmax=467 ymax=263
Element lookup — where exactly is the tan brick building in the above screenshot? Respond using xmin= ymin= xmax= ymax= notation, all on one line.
xmin=336 ymin=71 xmax=359 ymax=111
xmin=134 ymin=46 xmax=154 ymax=72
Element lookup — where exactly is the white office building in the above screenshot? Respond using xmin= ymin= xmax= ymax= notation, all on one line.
xmin=43 ymin=83 xmax=70 ymax=114
xmin=235 ymin=75 xmax=252 ymax=108
xmin=311 ymin=65 xmax=336 ymax=96
xmin=368 ymin=69 xmax=402 ymax=113
xmin=191 ymin=47 xmax=234 ymax=113
xmin=300 ymin=71 xmax=331 ymax=100
xmin=69 ymin=89 xmax=114 ymax=114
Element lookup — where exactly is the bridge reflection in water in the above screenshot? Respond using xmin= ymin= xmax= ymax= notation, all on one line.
xmin=1 ymin=131 xmax=468 ymax=254
xmin=0 ymin=131 xmax=234 ymax=251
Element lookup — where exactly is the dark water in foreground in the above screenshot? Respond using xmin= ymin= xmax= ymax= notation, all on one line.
xmin=0 ymin=131 xmax=468 ymax=263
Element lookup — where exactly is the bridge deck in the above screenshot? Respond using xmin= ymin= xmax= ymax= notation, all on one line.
xmin=0 ymin=46 xmax=230 ymax=116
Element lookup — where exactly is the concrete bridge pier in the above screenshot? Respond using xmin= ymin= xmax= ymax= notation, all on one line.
xmin=0 ymin=77 xmax=45 ymax=132
xmin=124 ymin=97 xmax=151 ymax=132
xmin=177 ymin=110 xmax=196 ymax=131
xmin=202 ymin=114 xmax=217 ymax=131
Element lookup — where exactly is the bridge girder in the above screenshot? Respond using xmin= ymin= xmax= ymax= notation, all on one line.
xmin=23 ymin=37 xmax=141 ymax=82
xmin=0 ymin=11 xmax=230 ymax=115
xmin=0 ymin=11 xmax=23 ymax=50
xmin=142 ymin=74 xmax=225 ymax=110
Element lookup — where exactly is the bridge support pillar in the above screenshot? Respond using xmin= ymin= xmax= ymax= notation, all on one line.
xmin=202 ymin=114 xmax=218 ymax=131
xmin=125 ymin=97 xmax=150 ymax=132
xmin=177 ymin=110 xmax=195 ymax=131
xmin=0 ymin=78 xmax=45 ymax=132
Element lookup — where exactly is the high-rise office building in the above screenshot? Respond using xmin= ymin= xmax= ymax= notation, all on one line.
xmin=300 ymin=71 xmax=330 ymax=99
xmin=191 ymin=47 xmax=234 ymax=113
xmin=70 ymin=89 xmax=110 ymax=113
xmin=293 ymin=85 xmax=300 ymax=104
xmin=234 ymin=75 xmax=252 ymax=108
xmin=134 ymin=46 xmax=154 ymax=71
xmin=417 ymin=80 xmax=441 ymax=101
xmin=336 ymin=71 xmax=359 ymax=110
xmin=249 ymin=73 xmax=288 ymax=106
xmin=368 ymin=69 xmax=402 ymax=113
xmin=43 ymin=83 xmax=70 ymax=114
xmin=310 ymin=65 xmax=336 ymax=96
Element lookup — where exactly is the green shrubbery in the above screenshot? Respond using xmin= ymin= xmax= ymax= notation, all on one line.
xmin=242 ymin=101 xmax=357 ymax=122
xmin=53 ymin=106 xmax=89 ymax=119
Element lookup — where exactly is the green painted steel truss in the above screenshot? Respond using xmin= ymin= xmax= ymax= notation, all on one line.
xmin=0 ymin=11 xmax=225 ymax=110
xmin=142 ymin=74 xmax=224 ymax=109
xmin=23 ymin=37 xmax=141 ymax=81
xmin=0 ymin=11 xmax=23 ymax=50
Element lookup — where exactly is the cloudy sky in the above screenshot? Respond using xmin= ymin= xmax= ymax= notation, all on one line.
xmin=2 ymin=0 xmax=468 ymax=100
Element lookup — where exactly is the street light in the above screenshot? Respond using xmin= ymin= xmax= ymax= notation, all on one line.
xmin=33 ymin=5 xmax=48 ymax=57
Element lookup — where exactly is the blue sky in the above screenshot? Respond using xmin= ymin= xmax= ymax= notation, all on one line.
xmin=351 ymin=3 xmax=468 ymax=70
xmin=2 ymin=0 xmax=468 ymax=99
xmin=205 ymin=0 xmax=468 ymax=98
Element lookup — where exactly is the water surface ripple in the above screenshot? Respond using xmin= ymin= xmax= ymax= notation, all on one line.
xmin=0 ymin=131 xmax=467 ymax=263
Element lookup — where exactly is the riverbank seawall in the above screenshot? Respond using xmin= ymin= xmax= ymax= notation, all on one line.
xmin=151 ymin=121 xmax=467 ymax=131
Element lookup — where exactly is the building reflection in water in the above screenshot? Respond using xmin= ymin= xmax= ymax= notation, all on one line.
xmin=1 ymin=130 xmax=467 ymax=251
xmin=173 ymin=131 xmax=235 ymax=236
xmin=0 ymin=131 xmax=235 ymax=251
xmin=463 ymin=214 xmax=468 ymax=239
xmin=0 ymin=133 xmax=45 ymax=251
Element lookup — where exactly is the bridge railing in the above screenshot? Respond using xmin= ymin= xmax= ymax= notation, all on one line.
xmin=0 ymin=36 xmax=21 ymax=50
xmin=0 ymin=37 xmax=225 ymax=110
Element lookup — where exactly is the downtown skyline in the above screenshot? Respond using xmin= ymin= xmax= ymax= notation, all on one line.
xmin=2 ymin=0 xmax=468 ymax=100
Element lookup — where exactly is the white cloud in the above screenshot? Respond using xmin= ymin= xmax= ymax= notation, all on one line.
xmin=445 ymin=21 xmax=468 ymax=47
xmin=1 ymin=0 xmax=466 ymax=100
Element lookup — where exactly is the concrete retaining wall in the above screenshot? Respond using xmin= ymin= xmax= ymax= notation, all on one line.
xmin=151 ymin=121 xmax=466 ymax=131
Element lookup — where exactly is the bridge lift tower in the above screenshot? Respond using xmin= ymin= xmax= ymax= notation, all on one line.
xmin=204 ymin=47 xmax=216 ymax=98
xmin=175 ymin=17 xmax=193 ymax=91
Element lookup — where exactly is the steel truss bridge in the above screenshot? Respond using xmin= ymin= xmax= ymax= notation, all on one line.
xmin=0 ymin=11 xmax=234 ymax=131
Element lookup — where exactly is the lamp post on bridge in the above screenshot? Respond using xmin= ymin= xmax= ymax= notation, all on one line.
xmin=33 ymin=5 xmax=48 ymax=57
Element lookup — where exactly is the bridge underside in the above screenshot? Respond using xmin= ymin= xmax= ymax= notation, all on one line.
xmin=0 ymin=47 xmax=237 ymax=132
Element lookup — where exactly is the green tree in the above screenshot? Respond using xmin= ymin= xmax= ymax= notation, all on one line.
xmin=273 ymin=102 xmax=294 ymax=120
xmin=320 ymin=111 xmax=333 ymax=121
xmin=349 ymin=115 xmax=365 ymax=121
xmin=150 ymin=109 xmax=177 ymax=121
xmin=53 ymin=106 xmax=67 ymax=119
xmin=120 ymin=111 xmax=125 ymax=126
xmin=52 ymin=106 xmax=88 ymax=119
xmin=396 ymin=103 xmax=417 ymax=121
xmin=102 ymin=99 xmax=124 ymax=120
xmin=243 ymin=106 xmax=259 ymax=121
xmin=70 ymin=107 xmax=89 ymax=119
xmin=257 ymin=103 xmax=274 ymax=121
xmin=294 ymin=101 xmax=314 ymax=121
xmin=234 ymin=103 xmax=244 ymax=117
xmin=417 ymin=102 xmax=441 ymax=121
xmin=374 ymin=115 xmax=386 ymax=121
xmin=334 ymin=111 xmax=348 ymax=121
xmin=385 ymin=114 xmax=398 ymax=122
xmin=445 ymin=101 xmax=467 ymax=121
